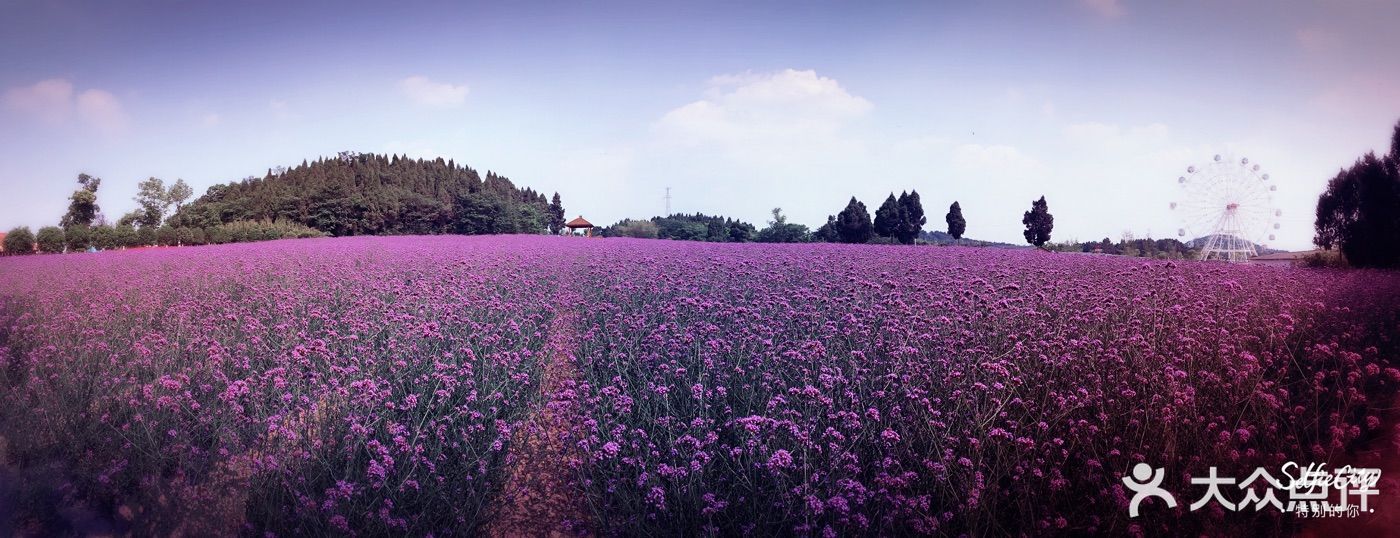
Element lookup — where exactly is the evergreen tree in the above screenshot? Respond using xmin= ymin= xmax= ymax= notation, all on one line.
xmin=548 ymin=192 xmax=566 ymax=234
xmin=873 ymin=193 xmax=902 ymax=239
xmin=836 ymin=197 xmax=873 ymax=244
xmin=896 ymin=190 xmax=925 ymax=244
xmin=812 ymin=215 xmax=839 ymax=242
xmin=1022 ymin=196 xmax=1054 ymax=247
xmin=946 ymin=201 xmax=966 ymax=240
xmin=60 ymin=173 xmax=102 ymax=228
xmin=3 ymin=226 xmax=34 ymax=254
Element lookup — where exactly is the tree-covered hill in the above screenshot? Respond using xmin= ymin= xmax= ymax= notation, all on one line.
xmin=168 ymin=152 xmax=563 ymax=237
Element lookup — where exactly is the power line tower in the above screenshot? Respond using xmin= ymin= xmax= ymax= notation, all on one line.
xmin=664 ymin=187 xmax=672 ymax=217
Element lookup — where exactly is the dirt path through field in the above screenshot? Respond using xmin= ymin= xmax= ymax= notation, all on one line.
xmin=482 ymin=288 xmax=592 ymax=537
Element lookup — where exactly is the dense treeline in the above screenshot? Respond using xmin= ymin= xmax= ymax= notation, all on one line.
xmin=601 ymin=213 xmax=757 ymax=242
xmin=169 ymin=152 xmax=560 ymax=237
xmin=1046 ymin=236 xmax=1198 ymax=259
xmin=602 ymin=190 xmax=953 ymax=245
xmin=3 ymin=220 xmax=325 ymax=254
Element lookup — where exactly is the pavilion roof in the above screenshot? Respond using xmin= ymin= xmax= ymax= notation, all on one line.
xmin=565 ymin=216 xmax=594 ymax=228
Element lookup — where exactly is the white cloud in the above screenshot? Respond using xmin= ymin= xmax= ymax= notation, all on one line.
xmin=1080 ymin=0 xmax=1124 ymax=19
xmin=4 ymin=79 xmax=75 ymax=124
xmin=655 ymin=69 xmax=872 ymax=161
xmin=398 ymin=76 xmax=469 ymax=107
xmin=627 ymin=69 xmax=881 ymax=227
xmin=3 ymin=79 xmax=127 ymax=132
xmin=75 ymin=89 xmax=128 ymax=133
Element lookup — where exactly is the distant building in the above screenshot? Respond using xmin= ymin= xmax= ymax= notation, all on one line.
xmin=0 ymin=232 xmax=6 ymax=253
xmin=1247 ymin=250 xmax=1322 ymax=268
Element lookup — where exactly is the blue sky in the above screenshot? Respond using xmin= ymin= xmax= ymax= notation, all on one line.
xmin=2 ymin=0 xmax=1397 ymax=249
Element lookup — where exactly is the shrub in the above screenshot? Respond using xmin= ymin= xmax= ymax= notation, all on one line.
xmin=176 ymin=227 xmax=205 ymax=246
xmin=1301 ymin=250 xmax=1349 ymax=268
xmin=91 ymin=225 xmax=118 ymax=250
xmin=35 ymin=226 xmax=65 ymax=253
xmin=136 ymin=226 xmax=157 ymax=247
xmin=610 ymin=220 xmax=660 ymax=239
xmin=64 ymin=225 xmax=92 ymax=252
xmin=114 ymin=224 xmax=139 ymax=248
xmin=156 ymin=225 xmax=179 ymax=246
xmin=207 ymin=219 xmax=326 ymax=244
xmin=4 ymin=226 xmax=35 ymax=254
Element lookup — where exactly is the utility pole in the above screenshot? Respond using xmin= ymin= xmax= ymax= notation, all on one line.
xmin=664 ymin=187 xmax=672 ymax=217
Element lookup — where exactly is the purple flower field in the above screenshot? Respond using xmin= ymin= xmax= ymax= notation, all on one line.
xmin=0 ymin=235 xmax=1397 ymax=536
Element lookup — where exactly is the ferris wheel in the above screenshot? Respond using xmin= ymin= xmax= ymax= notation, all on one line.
xmin=1169 ymin=153 xmax=1281 ymax=262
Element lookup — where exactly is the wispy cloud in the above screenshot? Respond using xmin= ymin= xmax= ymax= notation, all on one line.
xmin=75 ymin=89 xmax=127 ymax=133
xmin=3 ymin=78 xmax=73 ymax=124
xmin=398 ymin=76 xmax=469 ymax=107
xmin=3 ymin=78 xmax=129 ymax=133
xmin=1080 ymin=0 xmax=1124 ymax=19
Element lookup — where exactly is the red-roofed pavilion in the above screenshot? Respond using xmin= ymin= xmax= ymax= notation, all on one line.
xmin=565 ymin=216 xmax=595 ymax=237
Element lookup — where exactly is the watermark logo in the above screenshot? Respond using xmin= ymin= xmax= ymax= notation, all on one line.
xmin=1123 ymin=462 xmax=1177 ymax=517
xmin=1121 ymin=462 xmax=1381 ymax=518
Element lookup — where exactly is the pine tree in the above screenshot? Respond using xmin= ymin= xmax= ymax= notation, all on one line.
xmin=946 ymin=201 xmax=966 ymax=241
xmin=873 ymin=193 xmax=902 ymax=239
xmin=896 ymin=190 xmax=925 ymax=244
xmin=813 ymin=215 xmax=838 ymax=242
xmin=548 ymin=193 xmax=566 ymax=234
xmin=836 ymin=197 xmax=873 ymax=244
xmin=1022 ymin=196 xmax=1054 ymax=247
